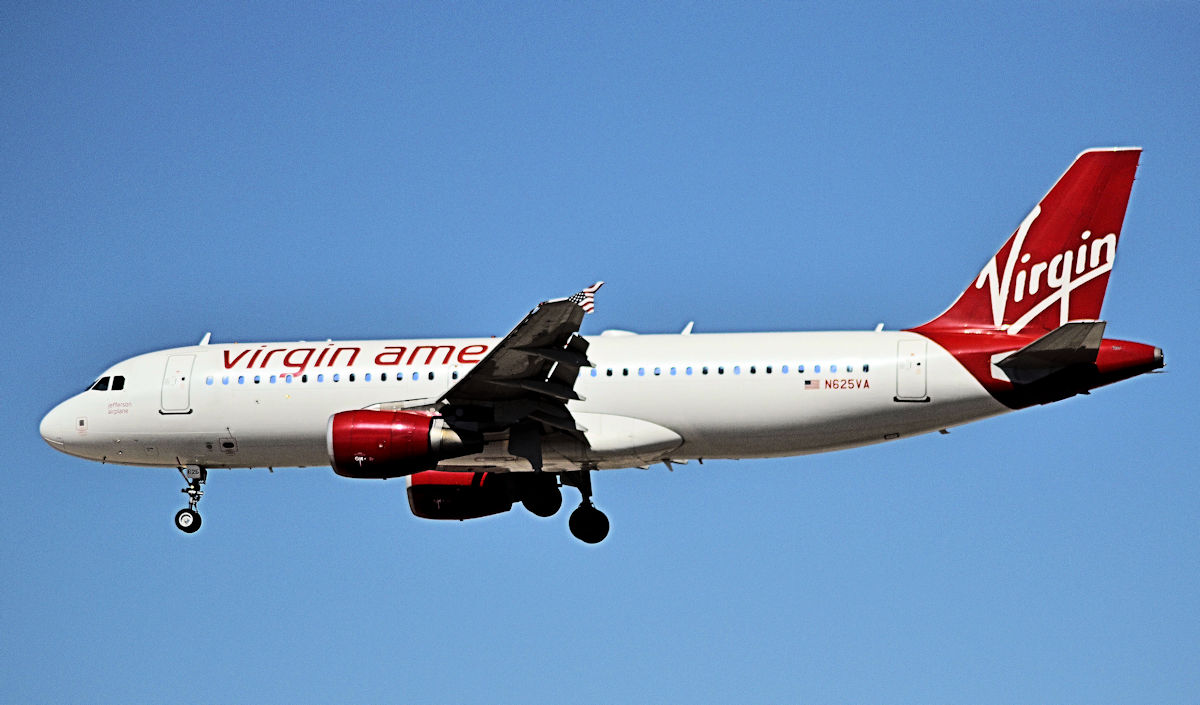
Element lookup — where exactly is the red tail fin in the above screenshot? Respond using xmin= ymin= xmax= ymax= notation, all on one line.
xmin=917 ymin=148 xmax=1141 ymax=335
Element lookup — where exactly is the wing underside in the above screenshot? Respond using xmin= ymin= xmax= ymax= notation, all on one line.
xmin=436 ymin=282 xmax=603 ymax=470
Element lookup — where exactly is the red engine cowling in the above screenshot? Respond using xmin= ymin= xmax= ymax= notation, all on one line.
xmin=406 ymin=470 xmax=514 ymax=520
xmin=327 ymin=410 xmax=480 ymax=479
xmin=406 ymin=471 xmax=562 ymax=521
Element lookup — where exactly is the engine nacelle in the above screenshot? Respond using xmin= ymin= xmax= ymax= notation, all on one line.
xmin=406 ymin=471 xmax=561 ymax=521
xmin=327 ymin=410 xmax=480 ymax=479
xmin=406 ymin=470 xmax=514 ymax=520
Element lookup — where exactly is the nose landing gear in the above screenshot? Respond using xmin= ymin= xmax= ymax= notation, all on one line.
xmin=174 ymin=466 xmax=206 ymax=534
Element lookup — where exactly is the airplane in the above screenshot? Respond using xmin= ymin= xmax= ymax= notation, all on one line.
xmin=39 ymin=147 xmax=1163 ymax=544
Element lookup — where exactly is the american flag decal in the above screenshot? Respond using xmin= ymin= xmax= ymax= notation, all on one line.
xmin=568 ymin=281 xmax=604 ymax=314
xmin=804 ymin=379 xmax=820 ymax=390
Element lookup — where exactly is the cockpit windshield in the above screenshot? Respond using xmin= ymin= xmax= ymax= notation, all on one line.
xmin=89 ymin=375 xmax=125 ymax=392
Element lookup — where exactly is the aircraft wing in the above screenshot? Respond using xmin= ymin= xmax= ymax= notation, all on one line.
xmin=435 ymin=282 xmax=603 ymax=469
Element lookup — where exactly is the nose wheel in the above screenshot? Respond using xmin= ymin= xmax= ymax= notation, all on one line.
xmin=175 ymin=507 xmax=201 ymax=533
xmin=175 ymin=466 xmax=207 ymax=534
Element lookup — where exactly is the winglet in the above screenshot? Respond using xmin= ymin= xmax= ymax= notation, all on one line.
xmin=567 ymin=281 xmax=604 ymax=314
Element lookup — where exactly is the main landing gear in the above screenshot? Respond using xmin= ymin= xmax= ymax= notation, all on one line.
xmin=562 ymin=468 xmax=609 ymax=544
xmin=174 ymin=466 xmax=206 ymax=534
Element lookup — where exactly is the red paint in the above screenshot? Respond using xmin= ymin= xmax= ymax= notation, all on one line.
xmin=907 ymin=149 xmax=1162 ymax=408
xmin=916 ymin=328 xmax=1163 ymax=409
xmin=407 ymin=345 xmax=455 ymax=365
xmin=406 ymin=470 xmax=513 ymax=520
xmin=457 ymin=344 xmax=488 ymax=363
xmin=917 ymin=149 xmax=1140 ymax=335
xmin=328 ymin=410 xmax=437 ymax=479
xmin=223 ymin=342 xmax=492 ymax=372
xmin=374 ymin=346 xmax=407 ymax=365
xmin=408 ymin=469 xmax=480 ymax=487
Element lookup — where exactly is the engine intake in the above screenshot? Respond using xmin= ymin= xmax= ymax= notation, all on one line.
xmin=327 ymin=410 xmax=481 ymax=479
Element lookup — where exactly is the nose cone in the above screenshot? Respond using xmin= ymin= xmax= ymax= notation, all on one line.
xmin=40 ymin=402 xmax=69 ymax=450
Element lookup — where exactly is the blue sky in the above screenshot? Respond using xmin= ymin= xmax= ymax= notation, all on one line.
xmin=3 ymin=3 xmax=1198 ymax=702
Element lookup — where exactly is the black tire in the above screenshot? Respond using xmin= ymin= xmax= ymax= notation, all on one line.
xmin=568 ymin=505 xmax=610 ymax=544
xmin=175 ymin=508 xmax=201 ymax=533
xmin=522 ymin=486 xmax=563 ymax=518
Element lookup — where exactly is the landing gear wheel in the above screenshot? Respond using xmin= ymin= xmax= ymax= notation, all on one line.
xmin=569 ymin=504 xmax=610 ymax=544
xmin=175 ymin=465 xmax=207 ymax=534
xmin=175 ymin=508 xmax=201 ymax=533
xmin=522 ymin=486 xmax=563 ymax=518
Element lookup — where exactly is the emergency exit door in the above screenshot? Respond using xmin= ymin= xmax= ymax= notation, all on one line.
xmin=895 ymin=340 xmax=929 ymax=402
xmin=160 ymin=355 xmax=195 ymax=413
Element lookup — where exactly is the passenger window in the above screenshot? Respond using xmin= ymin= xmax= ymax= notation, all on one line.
xmin=653 ymin=367 xmax=661 ymax=376
xmin=428 ymin=372 xmax=435 ymax=380
xmin=381 ymin=373 xmax=387 ymax=381
xmin=781 ymin=365 xmax=788 ymax=374
xmin=317 ymin=374 xmax=324 ymax=383
xmin=749 ymin=366 xmax=756 ymax=374
xmin=452 ymin=371 xmax=459 ymax=380
xmin=301 ymin=374 xmax=308 ymax=383
xmin=797 ymin=365 xmax=805 ymax=373
xmin=670 ymin=367 xmax=677 ymax=376
xmin=846 ymin=365 xmax=853 ymax=373
xmin=91 ymin=377 xmax=110 ymax=392
xmin=348 ymin=373 xmax=356 ymax=382
xmin=205 ymin=376 xmax=214 ymax=386
xmin=606 ymin=369 xmax=613 ymax=376
xmin=333 ymin=374 xmax=340 ymax=382
xmin=718 ymin=366 xmax=725 ymax=375
xmin=285 ymin=375 xmax=293 ymax=383
xmin=830 ymin=365 xmax=837 ymax=373
xmin=765 ymin=366 xmax=772 ymax=374
xmin=269 ymin=375 xmax=277 ymax=384
xmin=814 ymin=365 xmax=821 ymax=373
xmin=623 ymin=368 xmax=629 ymax=376
xmin=686 ymin=366 xmax=693 ymax=375
xmin=733 ymin=366 xmax=741 ymax=375
xmin=638 ymin=368 xmax=645 ymax=376
xmin=222 ymin=376 xmax=230 ymax=385
xmin=863 ymin=363 xmax=870 ymax=372
xmin=112 ymin=376 xmax=125 ymax=390
xmin=412 ymin=372 xmax=419 ymax=381
xmin=254 ymin=375 xmax=261 ymax=384
xmin=591 ymin=369 xmax=598 ymax=377
xmin=238 ymin=376 xmax=245 ymax=385
xmin=702 ymin=366 xmax=709 ymax=375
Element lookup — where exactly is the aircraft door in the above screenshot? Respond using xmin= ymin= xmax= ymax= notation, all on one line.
xmin=161 ymin=354 xmax=195 ymax=414
xmin=895 ymin=340 xmax=929 ymax=402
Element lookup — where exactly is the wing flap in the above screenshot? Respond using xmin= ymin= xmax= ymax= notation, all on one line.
xmin=436 ymin=283 xmax=603 ymax=469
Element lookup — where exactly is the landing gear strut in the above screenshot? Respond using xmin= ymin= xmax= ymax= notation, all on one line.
xmin=175 ymin=465 xmax=206 ymax=533
xmin=562 ymin=468 xmax=609 ymax=544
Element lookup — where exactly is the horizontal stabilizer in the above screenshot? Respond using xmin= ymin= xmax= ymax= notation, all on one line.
xmin=995 ymin=321 xmax=1106 ymax=383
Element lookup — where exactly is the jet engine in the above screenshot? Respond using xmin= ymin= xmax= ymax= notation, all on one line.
xmin=406 ymin=470 xmax=562 ymax=520
xmin=327 ymin=410 xmax=481 ymax=479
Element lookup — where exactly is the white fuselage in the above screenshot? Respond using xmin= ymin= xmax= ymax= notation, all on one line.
xmin=39 ymin=330 xmax=1008 ymax=473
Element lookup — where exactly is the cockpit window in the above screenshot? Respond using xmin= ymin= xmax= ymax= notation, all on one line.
xmin=111 ymin=376 xmax=125 ymax=391
xmin=90 ymin=377 xmax=110 ymax=391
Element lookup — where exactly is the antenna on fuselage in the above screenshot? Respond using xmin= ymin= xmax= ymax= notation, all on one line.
xmin=198 ymin=332 xmax=212 ymax=345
